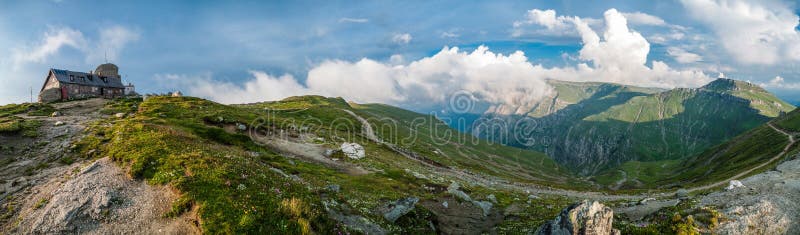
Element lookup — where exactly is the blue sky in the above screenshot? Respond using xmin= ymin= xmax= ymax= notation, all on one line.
xmin=2 ymin=0 xmax=800 ymax=108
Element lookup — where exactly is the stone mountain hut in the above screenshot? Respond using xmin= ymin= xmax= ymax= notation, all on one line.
xmin=38 ymin=63 xmax=131 ymax=102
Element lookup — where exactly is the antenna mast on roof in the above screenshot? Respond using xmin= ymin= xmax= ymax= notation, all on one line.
xmin=105 ymin=50 xmax=108 ymax=63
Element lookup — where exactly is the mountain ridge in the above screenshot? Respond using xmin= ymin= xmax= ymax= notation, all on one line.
xmin=465 ymin=78 xmax=795 ymax=175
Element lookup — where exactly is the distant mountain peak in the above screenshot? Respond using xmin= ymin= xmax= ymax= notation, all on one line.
xmin=701 ymin=78 xmax=765 ymax=92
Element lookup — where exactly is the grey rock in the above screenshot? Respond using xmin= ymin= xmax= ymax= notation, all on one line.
xmin=382 ymin=197 xmax=419 ymax=223
xmin=639 ymin=198 xmax=656 ymax=205
xmin=472 ymin=200 xmax=493 ymax=217
xmin=725 ymin=180 xmax=744 ymax=191
xmin=50 ymin=111 xmax=61 ymax=117
xmin=536 ymin=200 xmax=620 ymax=235
xmin=325 ymin=184 xmax=340 ymax=193
xmin=487 ymin=194 xmax=498 ymax=204
xmin=114 ymin=113 xmax=126 ymax=118
xmin=54 ymin=121 xmax=65 ymax=126
xmin=447 ymin=182 xmax=472 ymax=202
xmin=340 ymin=142 xmax=365 ymax=159
xmin=676 ymin=189 xmax=689 ymax=199
xmin=323 ymin=199 xmax=386 ymax=235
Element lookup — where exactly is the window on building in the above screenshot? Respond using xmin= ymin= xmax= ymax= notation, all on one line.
xmin=69 ymin=75 xmax=74 ymax=81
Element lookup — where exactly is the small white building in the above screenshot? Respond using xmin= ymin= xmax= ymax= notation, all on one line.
xmin=124 ymin=83 xmax=136 ymax=95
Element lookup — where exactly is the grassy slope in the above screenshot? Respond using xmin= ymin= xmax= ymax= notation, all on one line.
xmin=0 ymin=103 xmax=54 ymax=137
xmin=594 ymin=108 xmax=800 ymax=189
xmin=74 ymin=96 xmax=580 ymax=234
xmin=486 ymin=79 xmax=794 ymax=177
xmin=351 ymin=103 xmax=580 ymax=187
xmin=524 ymin=80 xmax=663 ymax=118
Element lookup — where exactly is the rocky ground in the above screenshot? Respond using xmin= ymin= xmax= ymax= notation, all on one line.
xmin=0 ymin=99 xmax=198 ymax=234
xmin=699 ymin=155 xmax=800 ymax=234
xmin=613 ymin=153 xmax=800 ymax=234
xmin=11 ymin=157 xmax=199 ymax=234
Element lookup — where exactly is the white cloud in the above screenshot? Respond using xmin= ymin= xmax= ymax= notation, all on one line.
xmin=338 ymin=18 xmax=369 ymax=23
xmin=666 ymin=47 xmax=703 ymax=63
xmin=680 ymin=0 xmax=800 ymax=65
xmin=621 ymin=12 xmax=667 ymax=26
xmin=440 ymin=32 xmax=460 ymax=38
xmin=512 ymin=9 xmax=580 ymax=37
xmin=11 ymin=25 xmax=139 ymax=69
xmin=760 ymin=76 xmax=800 ymax=90
xmin=87 ymin=25 xmax=140 ymax=64
xmin=181 ymin=46 xmax=556 ymax=114
xmin=183 ymin=8 xmax=711 ymax=113
xmin=12 ymin=27 xmax=87 ymax=68
xmin=540 ymin=8 xmax=711 ymax=88
xmin=648 ymin=31 xmax=685 ymax=44
xmin=171 ymin=72 xmax=309 ymax=104
xmin=391 ymin=33 xmax=412 ymax=45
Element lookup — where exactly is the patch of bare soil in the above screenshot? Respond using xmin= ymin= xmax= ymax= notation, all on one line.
xmin=9 ymin=157 xmax=199 ymax=234
xmin=0 ymin=98 xmax=198 ymax=234
xmin=244 ymin=126 xmax=371 ymax=176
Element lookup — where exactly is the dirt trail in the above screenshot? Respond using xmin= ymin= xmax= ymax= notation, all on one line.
xmin=11 ymin=157 xmax=199 ymax=234
xmin=1 ymin=99 xmax=198 ymax=233
xmin=1 ymin=99 xmax=108 ymax=202
xmin=341 ymin=109 xmax=381 ymax=143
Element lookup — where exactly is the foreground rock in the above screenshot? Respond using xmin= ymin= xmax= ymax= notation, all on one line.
xmin=11 ymin=158 xmax=198 ymax=234
xmin=725 ymin=180 xmax=744 ymax=191
xmin=700 ymin=157 xmax=800 ymax=234
xmin=536 ymin=200 xmax=620 ymax=235
xmin=381 ymin=197 xmax=419 ymax=223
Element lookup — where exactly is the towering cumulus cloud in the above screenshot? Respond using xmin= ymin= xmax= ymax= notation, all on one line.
xmin=186 ymin=8 xmax=709 ymax=112
xmin=538 ymin=9 xmax=710 ymax=88
xmin=680 ymin=0 xmax=800 ymax=65
xmin=186 ymin=46 xmax=555 ymax=112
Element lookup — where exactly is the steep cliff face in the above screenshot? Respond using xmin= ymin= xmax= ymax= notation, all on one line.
xmin=469 ymin=79 xmax=795 ymax=175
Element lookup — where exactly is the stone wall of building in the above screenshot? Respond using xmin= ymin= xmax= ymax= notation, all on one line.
xmin=62 ymin=83 xmax=124 ymax=100
xmin=38 ymin=88 xmax=61 ymax=103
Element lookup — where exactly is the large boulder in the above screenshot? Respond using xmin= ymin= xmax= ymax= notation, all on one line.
xmin=381 ymin=197 xmax=419 ymax=223
xmin=536 ymin=200 xmax=621 ymax=235
xmin=725 ymin=180 xmax=745 ymax=191
xmin=340 ymin=143 xmax=365 ymax=159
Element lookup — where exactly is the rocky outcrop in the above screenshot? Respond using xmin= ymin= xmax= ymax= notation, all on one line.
xmin=447 ymin=182 xmax=493 ymax=216
xmin=381 ymin=197 xmax=419 ymax=223
xmin=536 ymin=200 xmax=620 ymax=235
xmin=340 ymin=142 xmax=365 ymax=159
xmin=322 ymin=198 xmax=386 ymax=235
xmin=14 ymin=157 xmax=197 ymax=234
xmin=725 ymin=180 xmax=744 ymax=191
xmin=700 ymin=157 xmax=800 ymax=234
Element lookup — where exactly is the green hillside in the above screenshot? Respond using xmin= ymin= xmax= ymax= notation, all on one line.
xmin=472 ymin=78 xmax=795 ymax=176
xmin=594 ymin=108 xmax=800 ymax=189
xmin=72 ymin=95 xmax=583 ymax=233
